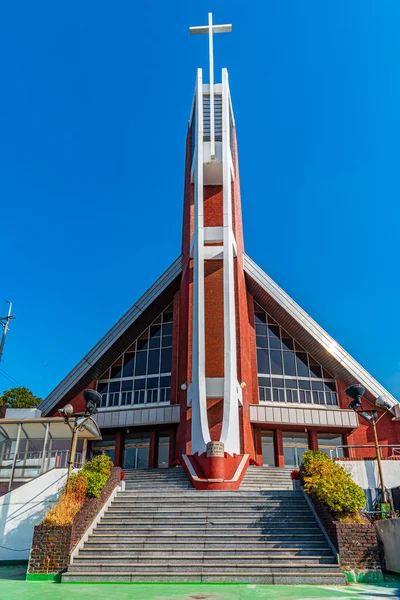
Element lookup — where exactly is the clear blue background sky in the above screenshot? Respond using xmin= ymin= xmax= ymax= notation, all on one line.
xmin=1 ymin=1 xmax=400 ymax=400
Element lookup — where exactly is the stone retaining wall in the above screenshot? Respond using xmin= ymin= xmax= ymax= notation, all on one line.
xmin=308 ymin=492 xmax=382 ymax=582
xmin=28 ymin=467 xmax=121 ymax=574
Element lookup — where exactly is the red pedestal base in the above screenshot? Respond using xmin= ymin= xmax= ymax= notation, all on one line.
xmin=182 ymin=452 xmax=249 ymax=490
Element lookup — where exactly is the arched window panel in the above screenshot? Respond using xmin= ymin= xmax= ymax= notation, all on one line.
xmin=97 ymin=305 xmax=173 ymax=409
xmin=255 ymin=303 xmax=338 ymax=407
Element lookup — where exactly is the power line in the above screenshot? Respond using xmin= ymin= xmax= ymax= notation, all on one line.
xmin=0 ymin=367 xmax=23 ymax=388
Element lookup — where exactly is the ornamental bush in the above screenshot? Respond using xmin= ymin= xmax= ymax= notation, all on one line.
xmin=301 ymin=450 xmax=366 ymax=519
xmin=80 ymin=454 xmax=113 ymax=498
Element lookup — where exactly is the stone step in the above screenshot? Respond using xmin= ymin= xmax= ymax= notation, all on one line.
xmin=104 ymin=515 xmax=314 ymax=524
xmin=68 ymin=563 xmax=340 ymax=573
xmin=73 ymin=555 xmax=336 ymax=566
xmin=62 ymin=571 xmax=346 ymax=584
xmin=118 ymin=491 xmax=303 ymax=497
xmin=90 ymin=532 xmax=326 ymax=541
xmin=100 ymin=515 xmax=317 ymax=524
xmin=94 ymin=527 xmax=322 ymax=535
xmin=105 ymin=507 xmax=313 ymax=515
xmin=78 ymin=547 xmax=334 ymax=557
xmin=86 ymin=539 xmax=329 ymax=549
xmin=114 ymin=495 xmax=306 ymax=502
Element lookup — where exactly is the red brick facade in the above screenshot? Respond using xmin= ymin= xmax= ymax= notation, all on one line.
xmin=44 ymin=104 xmax=400 ymax=478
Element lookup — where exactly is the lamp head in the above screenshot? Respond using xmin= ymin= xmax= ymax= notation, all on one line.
xmin=83 ymin=389 xmax=101 ymax=416
xmin=375 ymin=396 xmax=392 ymax=411
xmin=59 ymin=404 xmax=74 ymax=421
xmin=345 ymin=384 xmax=365 ymax=412
xmin=345 ymin=383 xmax=365 ymax=400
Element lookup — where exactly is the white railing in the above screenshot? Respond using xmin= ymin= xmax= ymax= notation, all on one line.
xmin=330 ymin=445 xmax=400 ymax=460
xmin=0 ymin=450 xmax=83 ymax=481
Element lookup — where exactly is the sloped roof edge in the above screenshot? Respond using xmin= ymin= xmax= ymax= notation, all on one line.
xmin=244 ymin=253 xmax=398 ymax=407
xmin=40 ymin=255 xmax=183 ymax=415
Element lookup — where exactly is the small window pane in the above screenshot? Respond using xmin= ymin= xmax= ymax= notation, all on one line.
xmin=270 ymin=350 xmax=283 ymax=375
xmin=257 ymin=348 xmax=270 ymax=374
xmin=147 ymin=349 xmax=160 ymax=375
xmin=150 ymin=324 xmax=162 ymax=338
xmin=254 ymin=308 xmax=266 ymax=324
xmin=161 ymin=335 xmax=172 ymax=348
xmin=97 ymin=382 xmax=109 ymax=394
xmin=110 ymin=360 xmax=123 ymax=379
xmin=162 ymin=323 xmax=173 ymax=336
xmin=268 ymin=326 xmax=281 ymax=349
xmin=149 ymin=336 xmax=161 ymax=349
xmin=256 ymin=336 xmax=268 ymax=349
xmin=296 ymin=353 xmax=309 ymax=377
xmin=137 ymin=331 xmax=149 ymax=351
xmin=281 ymin=330 xmax=294 ymax=351
xmin=309 ymin=359 xmax=322 ymax=379
xmin=163 ymin=310 xmax=173 ymax=323
xmin=160 ymin=348 xmax=172 ymax=373
xmin=135 ymin=351 xmax=147 ymax=376
xmin=122 ymin=379 xmax=133 ymax=392
xmin=283 ymin=351 xmax=296 ymax=376
xmin=255 ymin=323 xmax=268 ymax=336
xmin=122 ymin=353 xmax=135 ymax=377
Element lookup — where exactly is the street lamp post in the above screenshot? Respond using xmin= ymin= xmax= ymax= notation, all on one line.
xmin=59 ymin=389 xmax=101 ymax=485
xmin=345 ymin=384 xmax=391 ymax=511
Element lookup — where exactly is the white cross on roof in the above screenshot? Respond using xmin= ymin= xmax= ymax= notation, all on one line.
xmin=190 ymin=13 xmax=232 ymax=159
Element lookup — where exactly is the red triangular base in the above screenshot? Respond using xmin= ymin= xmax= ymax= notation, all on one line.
xmin=181 ymin=452 xmax=249 ymax=490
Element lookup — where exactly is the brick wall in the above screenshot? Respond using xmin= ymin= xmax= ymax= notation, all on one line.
xmin=307 ymin=492 xmax=381 ymax=575
xmin=28 ymin=467 xmax=121 ymax=574
xmin=336 ymin=522 xmax=381 ymax=572
xmin=0 ymin=405 xmax=6 ymax=419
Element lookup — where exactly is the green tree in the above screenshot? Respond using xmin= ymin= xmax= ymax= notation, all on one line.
xmin=0 ymin=387 xmax=42 ymax=409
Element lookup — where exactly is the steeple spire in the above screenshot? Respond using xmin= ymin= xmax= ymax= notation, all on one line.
xmin=190 ymin=13 xmax=232 ymax=159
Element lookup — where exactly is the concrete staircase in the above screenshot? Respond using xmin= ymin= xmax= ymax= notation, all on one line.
xmin=240 ymin=466 xmax=293 ymax=490
xmin=63 ymin=467 xmax=345 ymax=584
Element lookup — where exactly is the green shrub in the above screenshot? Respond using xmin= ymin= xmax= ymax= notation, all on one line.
xmin=80 ymin=454 xmax=113 ymax=498
xmin=301 ymin=450 xmax=366 ymax=519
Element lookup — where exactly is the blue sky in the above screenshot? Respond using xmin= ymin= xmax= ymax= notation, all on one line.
xmin=1 ymin=0 xmax=400 ymax=400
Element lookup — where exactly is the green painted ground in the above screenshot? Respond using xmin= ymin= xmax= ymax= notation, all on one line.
xmin=1 ymin=565 xmax=400 ymax=600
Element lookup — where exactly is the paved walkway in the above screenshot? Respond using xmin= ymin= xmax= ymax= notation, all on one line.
xmin=1 ymin=565 xmax=400 ymax=600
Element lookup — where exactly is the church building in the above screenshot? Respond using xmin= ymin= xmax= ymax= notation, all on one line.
xmin=39 ymin=16 xmax=400 ymax=490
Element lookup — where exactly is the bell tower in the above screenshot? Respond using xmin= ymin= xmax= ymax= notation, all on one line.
xmin=176 ymin=14 xmax=253 ymax=488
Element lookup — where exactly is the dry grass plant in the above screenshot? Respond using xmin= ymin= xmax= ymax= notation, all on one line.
xmin=42 ymin=473 xmax=88 ymax=526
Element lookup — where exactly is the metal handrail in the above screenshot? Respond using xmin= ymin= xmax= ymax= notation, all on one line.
xmin=0 ymin=450 xmax=83 ymax=482
xmin=330 ymin=444 xmax=400 ymax=460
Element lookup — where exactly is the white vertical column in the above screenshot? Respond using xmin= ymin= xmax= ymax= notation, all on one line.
xmin=191 ymin=69 xmax=211 ymax=455
xmin=208 ymin=12 xmax=215 ymax=159
xmin=220 ymin=68 xmax=240 ymax=455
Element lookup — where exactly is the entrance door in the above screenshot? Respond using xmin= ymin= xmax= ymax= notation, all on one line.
xmin=157 ymin=432 xmax=170 ymax=468
xmin=123 ymin=433 xmax=150 ymax=469
xmin=261 ymin=431 xmax=275 ymax=466
xmin=282 ymin=432 xmax=309 ymax=467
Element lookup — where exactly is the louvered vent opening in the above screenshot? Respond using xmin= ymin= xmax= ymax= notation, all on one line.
xmin=203 ymin=95 xmax=222 ymax=142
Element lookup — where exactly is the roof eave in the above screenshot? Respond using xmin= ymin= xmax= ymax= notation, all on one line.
xmin=244 ymin=253 xmax=398 ymax=407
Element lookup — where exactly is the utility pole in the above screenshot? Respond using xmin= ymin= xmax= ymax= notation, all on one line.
xmin=0 ymin=301 xmax=15 ymax=362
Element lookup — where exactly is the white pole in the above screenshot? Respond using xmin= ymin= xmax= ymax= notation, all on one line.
xmin=40 ymin=423 xmax=50 ymax=474
xmin=9 ymin=423 xmax=22 ymax=491
xmin=208 ymin=13 xmax=215 ymax=159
